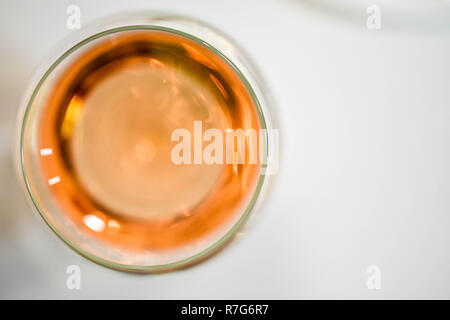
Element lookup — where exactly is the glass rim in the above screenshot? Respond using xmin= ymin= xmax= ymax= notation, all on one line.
xmin=19 ymin=24 xmax=270 ymax=272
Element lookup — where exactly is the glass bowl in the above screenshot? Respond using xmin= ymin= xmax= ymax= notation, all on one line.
xmin=15 ymin=12 xmax=275 ymax=272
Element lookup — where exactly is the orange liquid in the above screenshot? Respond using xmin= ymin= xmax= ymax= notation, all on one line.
xmin=38 ymin=30 xmax=261 ymax=251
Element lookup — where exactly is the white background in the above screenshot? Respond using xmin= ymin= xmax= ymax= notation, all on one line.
xmin=1 ymin=0 xmax=450 ymax=299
